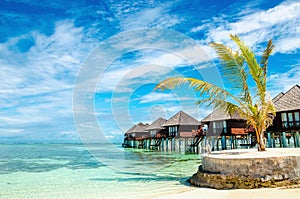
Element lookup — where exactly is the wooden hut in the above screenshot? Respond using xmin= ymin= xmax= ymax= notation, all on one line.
xmin=145 ymin=117 xmax=167 ymax=149
xmin=201 ymin=108 xmax=252 ymax=150
xmin=268 ymin=85 xmax=300 ymax=148
xmin=160 ymin=111 xmax=202 ymax=152
xmin=162 ymin=111 xmax=201 ymax=138
xmin=122 ymin=122 xmax=150 ymax=148
xmin=123 ymin=124 xmax=136 ymax=147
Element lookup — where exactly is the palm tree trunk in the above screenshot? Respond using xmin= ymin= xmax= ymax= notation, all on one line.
xmin=257 ymin=132 xmax=266 ymax=151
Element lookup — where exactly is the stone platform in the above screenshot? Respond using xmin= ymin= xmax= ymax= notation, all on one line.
xmin=189 ymin=148 xmax=300 ymax=189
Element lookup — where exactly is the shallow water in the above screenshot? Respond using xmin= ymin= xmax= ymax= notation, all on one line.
xmin=0 ymin=144 xmax=200 ymax=199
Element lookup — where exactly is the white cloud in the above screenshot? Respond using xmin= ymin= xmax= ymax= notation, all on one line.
xmin=139 ymin=92 xmax=175 ymax=103
xmin=138 ymin=92 xmax=197 ymax=104
xmin=268 ymin=64 xmax=300 ymax=96
xmin=0 ymin=20 xmax=95 ymax=136
xmin=197 ymin=1 xmax=300 ymax=54
xmin=0 ymin=20 xmax=87 ymax=98
xmin=95 ymin=43 xmax=213 ymax=94
xmin=119 ymin=3 xmax=182 ymax=30
xmin=190 ymin=20 xmax=212 ymax=33
xmin=105 ymin=135 xmax=114 ymax=140
xmin=276 ymin=36 xmax=300 ymax=53
xmin=144 ymin=45 xmax=211 ymax=67
xmin=97 ymin=61 xmax=174 ymax=93
xmin=0 ymin=128 xmax=25 ymax=136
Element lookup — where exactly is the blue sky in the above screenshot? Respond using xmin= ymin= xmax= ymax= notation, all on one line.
xmin=0 ymin=0 xmax=299 ymax=143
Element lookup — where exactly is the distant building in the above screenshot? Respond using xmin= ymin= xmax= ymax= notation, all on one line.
xmin=162 ymin=111 xmax=201 ymax=138
xmin=145 ymin=117 xmax=167 ymax=138
xmin=123 ymin=122 xmax=149 ymax=148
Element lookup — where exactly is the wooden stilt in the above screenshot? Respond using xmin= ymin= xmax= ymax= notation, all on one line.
xmin=267 ymin=132 xmax=272 ymax=148
xmin=230 ymin=136 xmax=234 ymax=149
xmin=279 ymin=134 xmax=282 ymax=147
xmin=221 ymin=136 xmax=226 ymax=150
xmin=180 ymin=139 xmax=182 ymax=152
xmin=166 ymin=138 xmax=168 ymax=152
xmin=293 ymin=133 xmax=297 ymax=148
xmin=173 ymin=139 xmax=176 ymax=151
xmin=295 ymin=131 xmax=300 ymax=148
xmin=271 ymin=133 xmax=276 ymax=148
xmin=282 ymin=132 xmax=287 ymax=148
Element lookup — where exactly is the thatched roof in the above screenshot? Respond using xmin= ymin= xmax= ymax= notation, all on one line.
xmin=163 ymin=111 xmax=200 ymax=126
xmin=272 ymin=92 xmax=284 ymax=103
xmin=273 ymin=85 xmax=300 ymax=112
xmin=146 ymin=117 xmax=167 ymax=131
xmin=126 ymin=122 xmax=149 ymax=134
xmin=201 ymin=108 xmax=244 ymax=123
xmin=125 ymin=124 xmax=136 ymax=134
xmin=132 ymin=122 xmax=149 ymax=133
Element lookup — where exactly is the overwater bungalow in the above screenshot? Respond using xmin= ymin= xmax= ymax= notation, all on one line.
xmin=268 ymin=84 xmax=300 ymax=148
xmin=201 ymin=108 xmax=253 ymax=150
xmin=145 ymin=117 xmax=167 ymax=148
xmin=123 ymin=111 xmax=203 ymax=152
xmin=158 ymin=111 xmax=202 ymax=152
xmin=123 ymin=122 xmax=149 ymax=148
xmin=162 ymin=111 xmax=201 ymax=138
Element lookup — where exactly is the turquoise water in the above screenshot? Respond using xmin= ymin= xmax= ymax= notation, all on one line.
xmin=0 ymin=144 xmax=200 ymax=199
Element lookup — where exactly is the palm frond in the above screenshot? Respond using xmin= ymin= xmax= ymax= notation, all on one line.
xmin=260 ymin=39 xmax=274 ymax=84
xmin=230 ymin=34 xmax=265 ymax=102
xmin=209 ymin=42 xmax=244 ymax=88
xmin=155 ymin=77 xmax=250 ymax=114
xmin=209 ymin=42 xmax=252 ymax=105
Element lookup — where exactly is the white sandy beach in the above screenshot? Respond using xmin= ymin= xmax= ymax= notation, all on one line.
xmin=153 ymin=187 xmax=300 ymax=199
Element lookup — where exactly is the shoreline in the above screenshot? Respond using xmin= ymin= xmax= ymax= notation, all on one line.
xmin=152 ymin=186 xmax=300 ymax=199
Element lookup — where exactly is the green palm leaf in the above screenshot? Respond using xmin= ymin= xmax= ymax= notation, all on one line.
xmin=209 ymin=42 xmax=252 ymax=105
xmin=230 ymin=34 xmax=266 ymax=101
xmin=155 ymin=77 xmax=250 ymax=114
xmin=260 ymin=40 xmax=275 ymax=84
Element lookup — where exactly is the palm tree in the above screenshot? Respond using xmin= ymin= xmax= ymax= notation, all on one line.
xmin=155 ymin=34 xmax=276 ymax=151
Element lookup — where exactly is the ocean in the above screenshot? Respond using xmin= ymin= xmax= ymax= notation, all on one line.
xmin=0 ymin=144 xmax=201 ymax=199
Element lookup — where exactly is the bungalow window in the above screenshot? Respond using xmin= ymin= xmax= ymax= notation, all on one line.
xmin=150 ymin=130 xmax=156 ymax=137
xmin=282 ymin=112 xmax=300 ymax=128
xmin=281 ymin=113 xmax=288 ymax=128
xmin=212 ymin=121 xmax=225 ymax=134
xmin=294 ymin=112 xmax=300 ymax=127
xmin=169 ymin=126 xmax=178 ymax=137
xmin=288 ymin=112 xmax=294 ymax=127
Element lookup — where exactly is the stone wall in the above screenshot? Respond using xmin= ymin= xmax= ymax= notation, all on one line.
xmin=189 ymin=149 xmax=300 ymax=189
